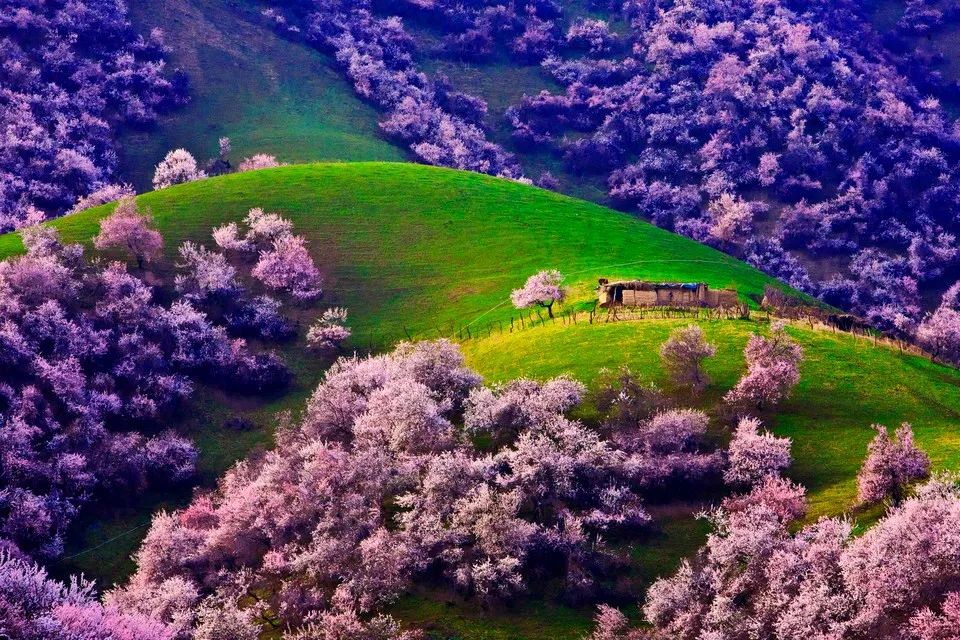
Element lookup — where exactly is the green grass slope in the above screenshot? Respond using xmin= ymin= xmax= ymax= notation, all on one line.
xmin=116 ymin=0 xmax=404 ymax=191
xmin=0 ymin=163 xmax=783 ymax=345
xmin=461 ymin=320 xmax=960 ymax=519
xmin=1 ymin=162 xmax=781 ymax=587
xmin=4 ymin=163 xmax=959 ymax=639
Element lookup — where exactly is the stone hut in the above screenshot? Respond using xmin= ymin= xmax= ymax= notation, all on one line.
xmin=597 ymin=279 xmax=738 ymax=308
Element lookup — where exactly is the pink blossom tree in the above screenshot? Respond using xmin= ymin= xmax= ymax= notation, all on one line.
xmin=725 ymin=321 xmax=804 ymax=411
xmin=211 ymin=222 xmax=252 ymax=253
xmin=237 ymin=154 xmax=282 ymax=172
xmin=252 ymin=234 xmax=323 ymax=302
xmin=625 ymin=409 xmax=724 ymax=488
xmin=722 ymin=474 xmax=807 ymax=523
xmin=174 ymin=241 xmax=239 ymax=300
xmin=707 ymin=193 xmax=755 ymax=249
xmin=511 ymin=269 xmax=565 ymax=318
xmin=93 ymin=198 xmax=163 ymax=269
xmin=724 ymin=416 xmax=792 ymax=487
xmin=307 ymin=308 xmax=351 ymax=350
xmin=857 ymin=423 xmax=931 ymax=505
xmin=243 ymin=207 xmax=293 ymax=250
xmin=659 ymin=324 xmax=717 ymax=393
xmin=584 ymin=605 xmax=645 ymax=640
xmin=917 ymin=284 xmax=960 ymax=365
xmin=757 ymin=152 xmax=781 ymax=187
xmin=153 ymin=149 xmax=206 ymax=190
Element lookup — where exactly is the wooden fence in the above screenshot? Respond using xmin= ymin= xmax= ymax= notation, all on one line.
xmin=435 ymin=301 xmax=939 ymax=364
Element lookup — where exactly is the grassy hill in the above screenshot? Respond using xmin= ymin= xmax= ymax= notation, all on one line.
xmin=4 ymin=163 xmax=959 ymax=638
xmin=116 ymin=0 xmax=404 ymax=191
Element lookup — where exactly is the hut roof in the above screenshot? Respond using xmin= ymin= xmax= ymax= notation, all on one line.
xmin=602 ymin=281 xmax=704 ymax=291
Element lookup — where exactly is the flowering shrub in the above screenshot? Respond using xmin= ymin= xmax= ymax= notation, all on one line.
xmin=94 ymin=199 xmax=164 ymax=269
xmin=307 ymin=307 xmax=351 ymax=350
xmin=725 ymin=321 xmax=803 ymax=410
xmin=659 ymin=324 xmax=716 ymax=393
xmin=857 ymin=423 xmax=930 ymax=505
xmin=724 ymin=417 xmax=792 ymax=487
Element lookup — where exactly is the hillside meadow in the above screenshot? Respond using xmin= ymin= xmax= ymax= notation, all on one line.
xmin=115 ymin=0 xmax=404 ymax=191
xmin=2 ymin=163 xmax=958 ymax=639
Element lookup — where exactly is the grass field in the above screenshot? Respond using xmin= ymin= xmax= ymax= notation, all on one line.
xmin=0 ymin=162 xmax=782 ymax=589
xmin=4 ymin=163 xmax=959 ymax=638
xmin=460 ymin=319 xmax=960 ymax=519
xmin=116 ymin=0 xmax=404 ymax=191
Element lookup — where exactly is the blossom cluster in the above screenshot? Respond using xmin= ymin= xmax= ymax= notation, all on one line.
xmin=107 ymin=340 xmax=725 ymax=637
xmin=0 ymin=0 xmax=184 ymax=229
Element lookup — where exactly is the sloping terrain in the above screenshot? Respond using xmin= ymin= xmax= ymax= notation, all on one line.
xmin=2 ymin=163 xmax=958 ymax=638
xmin=115 ymin=0 xmax=404 ymax=190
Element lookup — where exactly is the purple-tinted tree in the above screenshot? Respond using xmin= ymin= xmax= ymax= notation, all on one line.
xmin=566 ymin=19 xmax=618 ymax=55
xmin=721 ymin=474 xmax=807 ymax=523
xmin=659 ymin=325 xmax=716 ymax=393
xmin=623 ymin=409 xmax=725 ymax=488
xmin=174 ymin=242 xmax=239 ymax=301
xmin=917 ymin=283 xmax=960 ymax=365
xmin=94 ymin=199 xmax=164 ymax=269
xmin=251 ymin=235 xmax=323 ymax=302
xmin=583 ymin=605 xmax=645 ymax=640
xmin=707 ymin=193 xmax=756 ymax=250
xmin=724 ymin=417 xmax=792 ymax=487
xmin=857 ymin=423 xmax=931 ymax=505
xmin=307 ymin=308 xmax=351 ymax=351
